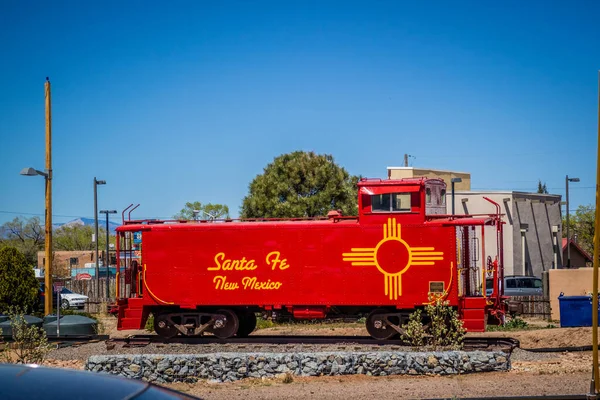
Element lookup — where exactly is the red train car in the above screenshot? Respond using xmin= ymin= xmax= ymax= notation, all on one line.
xmin=115 ymin=178 xmax=506 ymax=339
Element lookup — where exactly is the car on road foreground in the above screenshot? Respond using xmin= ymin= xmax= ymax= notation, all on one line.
xmin=39 ymin=284 xmax=89 ymax=310
xmin=0 ymin=363 xmax=200 ymax=400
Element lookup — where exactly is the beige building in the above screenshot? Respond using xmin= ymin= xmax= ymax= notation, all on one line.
xmin=387 ymin=167 xmax=471 ymax=191
xmin=38 ymin=250 xmax=100 ymax=278
xmin=549 ymin=268 xmax=597 ymax=321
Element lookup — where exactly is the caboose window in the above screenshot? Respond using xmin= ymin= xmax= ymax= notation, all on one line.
xmin=426 ymin=188 xmax=431 ymax=204
xmin=372 ymin=193 xmax=411 ymax=212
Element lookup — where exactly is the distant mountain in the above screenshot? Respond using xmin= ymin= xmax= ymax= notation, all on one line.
xmin=54 ymin=217 xmax=120 ymax=234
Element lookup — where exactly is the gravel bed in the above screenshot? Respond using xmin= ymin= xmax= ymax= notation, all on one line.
xmin=509 ymin=348 xmax=562 ymax=362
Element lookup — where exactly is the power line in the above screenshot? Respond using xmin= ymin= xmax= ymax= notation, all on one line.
xmin=0 ymin=210 xmax=94 ymax=219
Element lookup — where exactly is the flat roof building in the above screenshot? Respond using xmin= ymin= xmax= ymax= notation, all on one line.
xmin=387 ymin=167 xmax=471 ymax=191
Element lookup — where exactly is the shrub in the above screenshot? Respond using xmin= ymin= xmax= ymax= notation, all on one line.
xmin=145 ymin=315 xmax=155 ymax=332
xmin=255 ymin=316 xmax=275 ymax=330
xmin=487 ymin=316 xmax=529 ymax=332
xmin=402 ymin=309 xmax=426 ymax=348
xmin=402 ymin=296 xmax=466 ymax=350
xmin=0 ymin=307 xmax=53 ymax=364
xmin=0 ymin=247 xmax=39 ymax=312
xmin=426 ymin=297 xmax=466 ymax=349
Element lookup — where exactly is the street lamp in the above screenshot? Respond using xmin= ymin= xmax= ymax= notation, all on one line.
xmin=451 ymin=177 xmax=462 ymax=216
xmin=565 ymin=175 xmax=580 ymax=268
xmin=20 ymin=167 xmax=52 ymax=315
xmin=100 ymin=210 xmax=117 ymax=299
xmin=94 ymin=177 xmax=106 ymax=297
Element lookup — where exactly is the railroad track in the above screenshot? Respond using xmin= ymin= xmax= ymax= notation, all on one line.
xmin=1 ymin=335 xmax=111 ymax=349
xmin=108 ymin=335 xmax=521 ymax=352
xmin=49 ymin=335 xmax=110 ymax=348
xmin=34 ymin=334 xmax=591 ymax=354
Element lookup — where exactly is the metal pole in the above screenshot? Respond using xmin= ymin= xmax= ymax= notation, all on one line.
xmin=553 ymin=229 xmax=558 ymax=269
xmin=451 ymin=181 xmax=455 ymax=216
xmin=521 ymin=230 xmax=527 ymax=275
xmin=566 ymin=175 xmax=571 ymax=268
xmin=105 ymin=213 xmax=110 ymax=299
xmin=44 ymin=78 xmax=53 ymax=316
xmin=94 ymin=178 xmax=99 ymax=297
xmin=56 ymin=289 xmax=60 ymax=337
xmin=591 ymin=70 xmax=600 ymax=394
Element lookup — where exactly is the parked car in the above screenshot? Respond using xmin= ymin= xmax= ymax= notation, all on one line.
xmin=0 ymin=363 xmax=200 ymax=400
xmin=38 ymin=284 xmax=89 ymax=310
xmin=486 ymin=275 xmax=543 ymax=297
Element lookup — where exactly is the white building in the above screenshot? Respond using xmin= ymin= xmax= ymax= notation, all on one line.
xmin=449 ymin=191 xmax=562 ymax=277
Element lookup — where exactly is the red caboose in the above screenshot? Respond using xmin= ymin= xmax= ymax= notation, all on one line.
xmin=115 ymin=178 xmax=506 ymax=339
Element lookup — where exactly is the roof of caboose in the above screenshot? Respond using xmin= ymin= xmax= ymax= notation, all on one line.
xmin=116 ymin=177 xmax=451 ymax=232
xmin=357 ymin=177 xmax=444 ymax=187
xmin=116 ymin=216 xmax=357 ymax=232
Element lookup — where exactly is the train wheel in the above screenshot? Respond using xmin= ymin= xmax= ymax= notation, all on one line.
xmin=366 ymin=308 xmax=396 ymax=340
xmin=236 ymin=310 xmax=257 ymax=337
xmin=154 ymin=314 xmax=178 ymax=339
xmin=211 ymin=309 xmax=239 ymax=339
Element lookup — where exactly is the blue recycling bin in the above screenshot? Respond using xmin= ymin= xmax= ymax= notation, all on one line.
xmin=558 ymin=294 xmax=600 ymax=327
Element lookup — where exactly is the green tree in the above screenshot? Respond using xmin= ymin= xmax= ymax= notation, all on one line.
xmin=537 ymin=180 xmax=548 ymax=194
xmin=54 ymin=224 xmax=111 ymax=251
xmin=0 ymin=217 xmax=44 ymax=266
xmin=0 ymin=247 xmax=39 ymax=312
xmin=563 ymin=204 xmax=595 ymax=256
xmin=174 ymin=202 xmax=230 ymax=220
xmin=240 ymin=151 xmax=359 ymax=218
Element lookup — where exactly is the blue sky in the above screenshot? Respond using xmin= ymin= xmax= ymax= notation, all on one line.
xmin=0 ymin=1 xmax=598 ymax=225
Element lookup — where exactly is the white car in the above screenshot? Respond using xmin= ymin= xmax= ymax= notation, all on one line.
xmin=57 ymin=288 xmax=89 ymax=309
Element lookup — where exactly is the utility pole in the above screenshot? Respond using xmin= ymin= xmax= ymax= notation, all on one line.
xmin=44 ymin=77 xmax=53 ymax=316
xmin=590 ymin=70 xmax=600 ymax=395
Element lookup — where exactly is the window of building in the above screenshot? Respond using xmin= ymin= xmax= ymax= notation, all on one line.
xmin=372 ymin=193 xmax=412 ymax=212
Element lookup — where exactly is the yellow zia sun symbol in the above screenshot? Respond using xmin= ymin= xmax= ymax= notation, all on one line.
xmin=343 ymin=218 xmax=444 ymax=300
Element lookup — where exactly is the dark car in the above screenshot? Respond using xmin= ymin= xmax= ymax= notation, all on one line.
xmin=486 ymin=275 xmax=543 ymax=297
xmin=0 ymin=363 xmax=200 ymax=400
